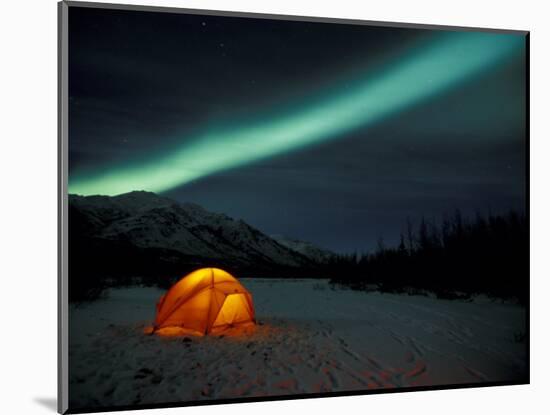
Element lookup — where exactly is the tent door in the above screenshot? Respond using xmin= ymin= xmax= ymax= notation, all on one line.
xmin=211 ymin=293 xmax=251 ymax=329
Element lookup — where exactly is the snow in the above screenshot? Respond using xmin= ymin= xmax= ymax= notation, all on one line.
xmin=271 ymin=235 xmax=334 ymax=263
xmin=68 ymin=279 xmax=527 ymax=410
xmin=70 ymin=192 xmax=311 ymax=266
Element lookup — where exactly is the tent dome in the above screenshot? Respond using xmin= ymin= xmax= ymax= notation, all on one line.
xmin=153 ymin=268 xmax=255 ymax=335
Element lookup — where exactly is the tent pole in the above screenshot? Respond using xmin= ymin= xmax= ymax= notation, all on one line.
xmin=204 ymin=268 xmax=215 ymax=335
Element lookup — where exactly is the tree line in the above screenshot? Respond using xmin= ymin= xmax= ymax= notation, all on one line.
xmin=328 ymin=210 xmax=528 ymax=303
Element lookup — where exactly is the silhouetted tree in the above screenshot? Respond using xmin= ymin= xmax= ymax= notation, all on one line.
xmin=330 ymin=209 xmax=528 ymax=303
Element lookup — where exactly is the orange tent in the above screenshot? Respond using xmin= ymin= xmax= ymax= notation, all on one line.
xmin=153 ymin=267 xmax=255 ymax=335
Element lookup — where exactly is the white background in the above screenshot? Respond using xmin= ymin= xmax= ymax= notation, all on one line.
xmin=0 ymin=0 xmax=548 ymax=414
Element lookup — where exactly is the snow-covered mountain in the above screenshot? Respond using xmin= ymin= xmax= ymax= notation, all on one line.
xmin=69 ymin=191 xmax=315 ymax=267
xmin=271 ymin=235 xmax=335 ymax=264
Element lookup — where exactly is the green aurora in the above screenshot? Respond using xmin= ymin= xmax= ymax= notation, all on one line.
xmin=68 ymin=31 xmax=524 ymax=196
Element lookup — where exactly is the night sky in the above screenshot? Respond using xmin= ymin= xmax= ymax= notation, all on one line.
xmin=68 ymin=6 xmax=527 ymax=253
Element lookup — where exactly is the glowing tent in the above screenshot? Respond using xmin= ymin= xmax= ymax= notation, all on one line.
xmin=153 ymin=268 xmax=255 ymax=335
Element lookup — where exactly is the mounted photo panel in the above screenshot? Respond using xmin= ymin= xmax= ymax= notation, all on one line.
xmin=58 ymin=1 xmax=529 ymax=413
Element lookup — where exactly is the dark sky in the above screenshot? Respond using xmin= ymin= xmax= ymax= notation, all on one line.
xmin=68 ymin=6 xmax=527 ymax=253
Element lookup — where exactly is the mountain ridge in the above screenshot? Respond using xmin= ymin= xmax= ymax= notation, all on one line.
xmin=69 ymin=191 xmax=332 ymax=268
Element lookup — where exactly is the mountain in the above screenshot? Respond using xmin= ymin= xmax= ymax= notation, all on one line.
xmin=271 ymin=235 xmax=335 ymax=263
xmin=69 ymin=191 xmax=317 ymax=270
